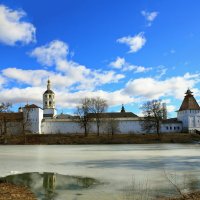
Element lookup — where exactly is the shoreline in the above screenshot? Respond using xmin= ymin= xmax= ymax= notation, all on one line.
xmin=0 ymin=182 xmax=199 ymax=200
xmin=0 ymin=133 xmax=199 ymax=145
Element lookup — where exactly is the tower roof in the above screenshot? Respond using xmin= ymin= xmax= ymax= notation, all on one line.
xmin=43 ymin=79 xmax=54 ymax=95
xmin=178 ymin=89 xmax=200 ymax=111
xmin=44 ymin=89 xmax=54 ymax=94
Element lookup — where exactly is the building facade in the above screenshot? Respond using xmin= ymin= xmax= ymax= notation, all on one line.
xmin=1 ymin=80 xmax=200 ymax=135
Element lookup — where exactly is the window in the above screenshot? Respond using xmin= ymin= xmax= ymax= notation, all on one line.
xmin=177 ymin=127 xmax=180 ymax=130
xmin=49 ymin=95 xmax=51 ymax=98
xmin=170 ymin=127 xmax=172 ymax=130
xmin=45 ymin=101 xmax=47 ymax=105
xmin=49 ymin=101 xmax=52 ymax=105
xmin=174 ymin=127 xmax=176 ymax=130
xmin=166 ymin=126 xmax=168 ymax=130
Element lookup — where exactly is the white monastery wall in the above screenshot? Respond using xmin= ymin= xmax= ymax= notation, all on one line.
xmin=177 ymin=110 xmax=200 ymax=132
xmin=160 ymin=123 xmax=182 ymax=133
xmin=41 ymin=119 xmax=84 ymax=134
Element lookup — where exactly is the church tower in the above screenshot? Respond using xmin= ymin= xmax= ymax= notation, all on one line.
xmin=177 ymin=89 xmax=200 ymax=132
xmin=43 ymin=79 xmax=57 ymax=118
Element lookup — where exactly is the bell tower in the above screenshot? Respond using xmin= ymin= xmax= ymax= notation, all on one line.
xmin=177 ymin=89 xmax=200 ymax=132
xmin=43 ymin=79 xmax=57 ymax=118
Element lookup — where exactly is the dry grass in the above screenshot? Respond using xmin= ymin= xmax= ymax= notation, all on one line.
xmin=0 ymin=133 xmax=199 ymax=144
xmin=0 ymin=183 xmax=36 ymax=200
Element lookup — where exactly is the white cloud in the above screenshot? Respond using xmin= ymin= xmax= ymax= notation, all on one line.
xmin=109 ymin=57 xmax=125 ymax=69
xmin=0 ymin=75 xmax=6 ymax=88
xmin=123 ymin=65 xmax=152 ymax=73
xmin=29 ymin=40 xmax=125 ymax=90
xmin=124 ymin=73 xmax=200 ymax=100
xmin=0 ymin=87 xmax=43 ymax=104
xmin=2 ymin=68 xmax=75 ymax=89
xmin=117 ymin=32 xmax=146 ymax=53
xmin=1 ymin=67 xmax=200 ymax=112
xmin=141 ymin=10 xmax=158 ymax=27
xmin=30 ymin=40 xmax=68 ymax=66
xmin=0 ymin=5 xmax=36 ymax=45
xmin=109 ymin=57 xmax=152 ymax=73
xmin=0 ymin=84 xmax=134 ymax=109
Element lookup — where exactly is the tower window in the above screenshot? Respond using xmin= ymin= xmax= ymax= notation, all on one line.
xmin=49 ymin=101 xmax=52 ymax=105
xmin=45 ymin=101 xmax=47 ymax=105
xmin=49 ymin=95 xmax=51 ymax=98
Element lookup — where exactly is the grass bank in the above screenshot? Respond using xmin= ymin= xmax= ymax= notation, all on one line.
xmin=0 ymin=133 xmax=200 ymax=145
xmin=0 ymin=183 xmax=36 ymax=200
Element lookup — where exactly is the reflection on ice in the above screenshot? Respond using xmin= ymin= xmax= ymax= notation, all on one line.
xmin=0 ymin=172 xmax=100 ymax=200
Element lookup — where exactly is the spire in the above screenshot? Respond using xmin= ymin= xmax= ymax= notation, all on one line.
xmin=47 ymin=79 xmax=51 ymax=90
xmin=121 ymin=104 xmax=125 ymax=113
xmin=185 ymin=88 xmax=193 ymax=96
xmin=178 ymin=89 xmax=200 ymax=111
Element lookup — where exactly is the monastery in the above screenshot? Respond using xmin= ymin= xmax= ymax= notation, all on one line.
xmin=1 ymin=80 xmax=200 ymax=135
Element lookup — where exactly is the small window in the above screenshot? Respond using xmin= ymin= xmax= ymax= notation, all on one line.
xmin=170 ymin=127 xmax=172 ymax=130
xmin=174 ymin=127 xmax=176 ymax=130
xmin=45 ymin=101 xmax=47 ymax=105
xmin=49 ymin=101 xmax=52 ymax=105
xmin=166 ymin=126 xmax=168 ymax=130
xmin=49 ymin=95 xmax=51 ymax=98
xmin=177 ymin=127 xmax=180 ymax=130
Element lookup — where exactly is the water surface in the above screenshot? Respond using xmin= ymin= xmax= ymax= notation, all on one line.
xmin=0 ymin=144 xmax=200 ymax=199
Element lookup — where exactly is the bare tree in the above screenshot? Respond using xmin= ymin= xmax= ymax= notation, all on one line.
xmin=0 ymin=103 xmax=12 ymax=143
xmin=140 ymin=99 xmax=167 ymax=135
xmin=105 ymin=118 xmax=120 ymax=136
xmin=75 ymin=98 xmax=91 ymax=136
xmin=0 ymin=102 xmax=12 ymax=113
xmin=21 ymin=106 xmax=31 ymax=144
xmin=89 ymin=97 xmax=108 ymax=136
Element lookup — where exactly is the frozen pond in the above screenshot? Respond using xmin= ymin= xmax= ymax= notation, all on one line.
xmin=0 ymin=144 xmax=200 ymax=199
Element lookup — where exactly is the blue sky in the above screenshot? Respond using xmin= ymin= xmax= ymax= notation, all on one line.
xmin=0 ymin=0 xmax=200 ymax=116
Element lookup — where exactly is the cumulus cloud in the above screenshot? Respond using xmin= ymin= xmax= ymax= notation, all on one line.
xmin=1 ymin=40 xmax=125 ymax=105
xmin=117 ymin=32 xmax=146 ymax=53
xmin=0 ymin=85 xmax=134 ymax=109
xmin=141 ymin=10 xmax=158 ymax=27
xmin=29 ymin=40 xmax=125 ymax=90
xmin=0 ymin=75 xmax=6 ymax=88
xmin=0 ymin=4 xmax=36 ymax=45
xmin=0 ymin=87 xmax=43 ymax=104
xmin=124 ymin=73 xmax=200 ymax=100
xmin=109 ymin=57 xmax=152 ymax=73
xmin=2 ymin=68 xmax=75 ymax=89
xmin=109 ymin=57 xmax=125 ymax=69
xmin=30 ymin=40 xmax=68 ymax=66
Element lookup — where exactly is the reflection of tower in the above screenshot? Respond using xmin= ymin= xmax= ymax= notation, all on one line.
xmin=43 ymin=172 xmax=56 ymax=192
xmin=43 ymin=79 xmax=57 ymax=118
